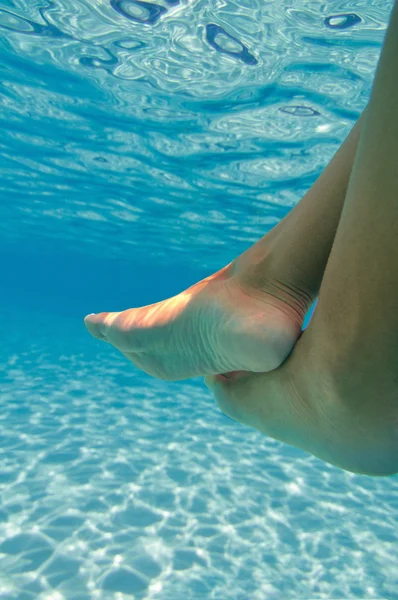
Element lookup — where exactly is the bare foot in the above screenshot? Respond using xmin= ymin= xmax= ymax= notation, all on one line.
xmin=84 ymin=263 xmax=309 ymax=381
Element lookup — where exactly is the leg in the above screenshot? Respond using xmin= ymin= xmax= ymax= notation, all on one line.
xmin=232 ymin=107 xmax=367 ymax=313
xmin=245 ymin=0 xmax=398 ymax=474
xmin=85 ymin=110 xmax=366 ymax=382
xmin=207 ymin=4 xmax=398 ymax=477
xmin=300 ymin=0 xmax=398 ymax=414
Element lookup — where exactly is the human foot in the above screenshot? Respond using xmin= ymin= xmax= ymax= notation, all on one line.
xmin=84 ymin=262 xmax=310 ymax=381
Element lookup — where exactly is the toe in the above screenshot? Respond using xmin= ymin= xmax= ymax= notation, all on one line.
xmin=84 ymin=312 xmax=118 ymax=341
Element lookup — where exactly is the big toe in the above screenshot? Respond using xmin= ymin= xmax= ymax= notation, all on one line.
xmin=84 ymin=312 xmax=116 ymax=341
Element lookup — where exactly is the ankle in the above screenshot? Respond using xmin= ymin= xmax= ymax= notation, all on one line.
xmin=229 ymin=241 xmax=315 ymax=323
xmin=241 ymin=271 xmax=312 ymax=324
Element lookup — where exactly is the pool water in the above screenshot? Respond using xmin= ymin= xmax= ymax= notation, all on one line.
xmin=0 ymin=1 xmax=397 ymax=598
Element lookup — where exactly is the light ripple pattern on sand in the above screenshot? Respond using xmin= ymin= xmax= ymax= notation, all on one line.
xmin=0 ymin=311 xmax=396 ymax=598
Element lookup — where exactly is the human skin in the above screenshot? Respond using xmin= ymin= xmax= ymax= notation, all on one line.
xmin=84 ymin=110 xmax=366 ymax=381
xmin=208 ymin=1 xmax=398 ymax=476
xmin=85 ymin=2 xmax=398 ymax=475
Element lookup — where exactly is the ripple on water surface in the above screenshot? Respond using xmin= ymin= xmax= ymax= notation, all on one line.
xmin=0 ymin=1 xmax=391 ymax=269
xmin=0 ymin=2 xmax=397 ymax=595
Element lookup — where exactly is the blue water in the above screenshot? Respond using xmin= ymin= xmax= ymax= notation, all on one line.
xmin=0 ymin=1 xmax=397 ymax=598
